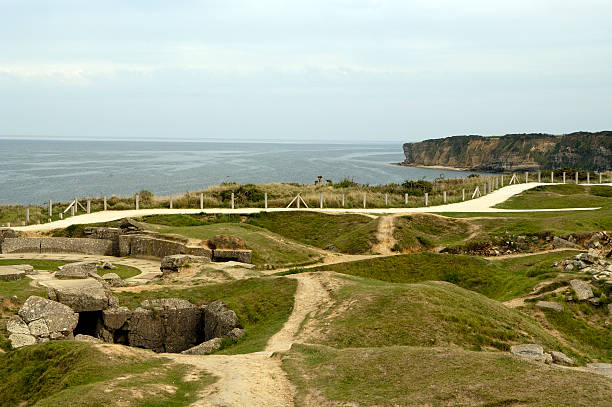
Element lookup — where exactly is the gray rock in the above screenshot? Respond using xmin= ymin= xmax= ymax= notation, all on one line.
xmin=127 ymin=307 xmax=165 ymax=352
xmin=181 ymin=337 xmax=222 ymax=355
xmin=160 ymin=254 xmax=210 ymax=275
xmin=510 ymin=344 xmax=546 ymax=362
xmin=551 ymin=351 xmax=575 ymax=366
xmin=227 ymin=327 xmax=245 ymax=340
xmin=544 ymin=352 xmax=553 ymax=364
xmin=570 ymin=279 xmax=595 ymax=300
xmin=9 ymin=333 xmax=36 ymax=348
xmin=101 ymin=272 xmax=125 ymax=287
xmin=553 ymin=236 xmax=579 ymax=249
xmin=535 ymin=301 xmax=564 ymax=312
xmin=74 ymin=334 xmax=103 ymax=343
xmin=588 ymin=297 xmax=601 ymax=306
xmin=586 ymin=363 xmax=612 ymax=378
xmin=47 ymin=279 xmax=115 ymax=312
xmin=28 ymin=319 xmax=50 ymax=337
xmin=575 ymin=252 xmax=598 ymax=264
xmin=0 ymin=265 xmax=32 ymax=280
xmin=101 ymin=262 xmax=117 ymax=270
xmin=6 ymin=315 xmax=30 ymax=335
xmin=572 ymin=260 xmax=587 ymax=269
xmin=102 ymin=306 xmax=132 ymax=330
xmin=56 ymin=261 xmax=98 ymax=279
xmin=203 ymin=300 xmax=240 ymax=341
xmin=565 ymin=263 xmax=575 ymax=271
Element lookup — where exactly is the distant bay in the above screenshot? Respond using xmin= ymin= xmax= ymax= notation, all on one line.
xmin=0 ymin=139 xmax=485 ymax=205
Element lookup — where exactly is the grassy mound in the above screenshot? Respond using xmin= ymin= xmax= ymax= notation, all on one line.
xmin=0 ymin=341 xmax=212 ymax=407
xmin=392 ymin=214 xmax=470 ymax=251
xmin=115 ymin=277 xmax=297 ymax=354
xmin=156 ymin=222 xmax=321 ymax=268
xmin=495 ymin=184 xmax=612 ymax=210
xmin=310 ymin=251 xmax=577 ymax=301
xmin=309 ymin=276 xmax=571 ymax=357
xmin=246 ymin=212 xmax=379 ymax=254
xmin=283 ymin=343 xmax=612 ymax=407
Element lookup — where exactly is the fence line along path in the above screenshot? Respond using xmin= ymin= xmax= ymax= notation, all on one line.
xmin=13 ymin=182 xmax=606 ymax=233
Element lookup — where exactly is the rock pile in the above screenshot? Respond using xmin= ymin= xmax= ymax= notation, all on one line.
xmin=510 ymin=344 xmax=574 ymax=366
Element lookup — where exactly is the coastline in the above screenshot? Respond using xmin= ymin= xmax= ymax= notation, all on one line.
xmin=393 ymin=162 xmax=470 ymax=172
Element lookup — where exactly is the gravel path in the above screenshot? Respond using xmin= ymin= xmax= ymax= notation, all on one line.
xmin=13 ymin=183 xmax=605 ymax=233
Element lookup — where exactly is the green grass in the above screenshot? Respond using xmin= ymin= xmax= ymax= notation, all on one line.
xmin=115 ymin=277 xmax=297 ymax=354
xmin=392 ymin=214 xmax=471 ymax=251
xmin=97 ymin=264 xmax=141 ymax=280
xmin=155 ymin=222 xmax=322 ymax=268
xmin=310 ymin=251 xmax=577 ymax=301
xmin=283 ymin=343 xmax=612 ymax=407
xmin=0 ymin=259 xmax=67 ymax=271
xmin=310 ymin=276 xmax=571 ymax=357
xmin=0 ymin=341 xmax=214 ymax=407
xmin=139 ymin=213 xmax=242 ymax=227
xmin=245 ymin=212 xmax=379 ymax=254
xmin=495 ymin=184 xmax=612 ymax=210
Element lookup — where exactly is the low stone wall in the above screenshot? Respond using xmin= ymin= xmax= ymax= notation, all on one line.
xmin=84 ymin=227 xmax=122 ymax=256
xmin=119 ymin=235 xmax=213 ymax=260
xmin=213 ymin=249 xmax=252 ymax=264
xmin=2 ymin=237 xmax=113 ymax=255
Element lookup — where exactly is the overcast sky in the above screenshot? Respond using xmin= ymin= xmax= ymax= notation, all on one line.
xmin=1 ymin=0 xmax=611 ymax=142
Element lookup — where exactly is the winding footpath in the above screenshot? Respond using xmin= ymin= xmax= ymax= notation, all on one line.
xmin=13 ymin=182 xmax=607 ymax=233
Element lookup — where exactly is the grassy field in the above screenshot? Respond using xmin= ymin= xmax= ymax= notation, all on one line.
xmin=309 ymin=251 xmax=578 ymax=301
xmin=392 ymin=214 xmax=471 ymax=251
xmin=283 ymin=343 xmax=612 ymax=407
xmin=115 ymin=277 xmax=297 ymax=354
xmin=246 ymin=212 xmax=379 ymax=254
xmin=0 ymin=341 xmax=214 ymax=407
xmin=495 ymin=184 xmax=612 ymax=210
xmin=0 ymin=259 xmax=67 ymax=270
xmin=155 ymin=222 xmax=322 ymax=268
xmin=308 ymin=275 xmax=573 ymax=357
xmin=97 ymin=264 xmax=141 ymax=279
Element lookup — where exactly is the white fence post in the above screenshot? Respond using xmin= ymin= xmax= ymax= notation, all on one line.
xmin=87 ymin=200 xmax=91 ymax=214
xmin=587 ymin=172 xmax=590 ymax=184
xmin=48 ymin=200 xmax=53 ymax=217
xmin=551 ymin=171 xmax=554 ymax=183
xmin=385 ymin=193 xmax=388 ymax=206
xmin=563 ymin=172 xmax=566 ymax=183
xmin=231 ymin=192 xmax=235 ymax=210
xmin=363 ymin=193 xmax=366 ymax=209
xmin=320 ymin=193 xmax=323 ymax=209
xmin=600 ymin=173 xmax=603 ymax=184
xmin=538 ymin=171 xmax=541 ymax=183
xmin=170 ymin=196 xmax=173 ymax=209
xmin=265 ymin=192 xmax=268 ymax=209
xmin=443 ymin=191 xmax=447 ymax=203
xmin=501 ymin=175 xmax=504 ymax=186
xmin=404 ymin=193 xmax=408 ymax=205
xmin=462 ymin=189 xmax=465 ymax=201
xmin=483 ymin=183 xmax=487 ymax=194
xmin=525 ymin=172 xmax=529 ymax=183
xmin=25 ymin=207 xmax=30 ymax=224
xmin=575 ymin=172 xmax=579 ymax=184
xmin=135 ymin=194 xmax=139 ymax=210
xmin=424 ymin=193 xmax=428 ymax=206
xmin=103 ymin=196 xmax=107 ymax=211
xmin=200 ymin=193 xmax=204 ymax=210
xmin=342 ymin=193 xmax=345 ymax=207
xmin=71 ymin=205 xmax=75 ymax=216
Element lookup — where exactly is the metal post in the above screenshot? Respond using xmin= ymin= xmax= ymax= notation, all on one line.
xmin=135 ymin=194 xmax=139 ymax=210
xmin=200 ymin=193 xmax=204 ymax=210
xmin=424 ymin=193 xmax=428 ymax=206
xmin=462 ymin=189 xmax=465 ymax=201
xmin=320 ymin=193 xmax=323 ymax=209
xmin=563 ymin=172 xmax=566 ymax=183
xmin=87 ymin=200 xmax=91 ymax=214
xmin=25 ymin=207 xmax=29 ymax=224
xmin=103 ymin=196 xmax=107 ymax=211
xmin=169 ymin=197 xmax=173 ymax=209
xmin=265 ymin=193 xmax=268 ymax=209
xmin=385 ymin=193 xmax=388 ymax=206
xmin=363 ymin=193 xmax=366 ymax=209
xmin=443 ymin=191 xmax=447 ymax=203
xmin=404 ymin=193 xmax=408 ymax=205
xmin=342 ymin=194 xmax=345 ymax=207
xmin=48 ymin=200 xmax=53 ymax=217
xmin=231 ymin=192 xmax=235 ymax=209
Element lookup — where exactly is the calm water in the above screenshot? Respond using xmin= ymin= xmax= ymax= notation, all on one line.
xmin=0 ymin=139 xmax=482 ymax=205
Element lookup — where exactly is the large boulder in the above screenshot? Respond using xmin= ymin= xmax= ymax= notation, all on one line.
xmin=551 ymin=351 xmax=575 ymax=366
xmin=102 ymin=306 xmax=132 ymax=330
xmin=203 ymin=300 xmax=241 ymax=340
xmin=570 ymin=279 xmax=595 ymax=300
xmin=510 ymin=344 xmax=549 ymax=363
xmin=127 ymin=307 xmax=166 ymax=351
xmin=552 ymin=236 xmax=579 ymax=249
xmin=10 ymin=296 xmax=79 ymax=348
xmin=181 ymin=337 xmax=222 ymax=355
xmin=535 ymin=301 xmax=564 ymax=312
xmin=160 ymin=254 xmax=210 ymax=275
xmin=56 ymin=261 xmax=98 ymax=279
xmin=101 ymin=273 xmax=125 ymax=287
xmin=47 ymin=279 xmax=117 ymax=312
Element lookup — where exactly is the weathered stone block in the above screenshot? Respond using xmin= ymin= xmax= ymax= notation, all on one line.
xmin=47 ymin=279 xmax=115 ymax=312
xmin=203 ymin=300 xmax=240 ymax=340
xmin=570 ymin=279 xmax=594 ymax=300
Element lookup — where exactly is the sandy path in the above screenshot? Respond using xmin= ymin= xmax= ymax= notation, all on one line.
xmin=162 ymin=272 xmax=329 ymax=406
xmin=14 ymin=183 xmax=606 ymax=233
xmin=371 ymin=215 xmax=398 ymax=255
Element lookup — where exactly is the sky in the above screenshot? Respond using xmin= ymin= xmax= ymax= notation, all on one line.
xmin=1 ymin=0 xmax=611 ymax=143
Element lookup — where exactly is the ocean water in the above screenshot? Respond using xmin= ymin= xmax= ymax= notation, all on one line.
xmin=0 ymin=139 xmax=482 ymax=205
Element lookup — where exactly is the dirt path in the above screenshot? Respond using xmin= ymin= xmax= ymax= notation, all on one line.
xmin=162 ymin=272 xmax=330 ymax=406
xmin=371 ymin=215 xmax=398 ymax=255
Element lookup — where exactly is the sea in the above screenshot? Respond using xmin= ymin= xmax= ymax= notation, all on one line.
xmin=0 ymin=139 xmax=483 ymax=205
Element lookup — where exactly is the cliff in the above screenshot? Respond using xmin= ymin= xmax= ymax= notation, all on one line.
xmin=402 ymin=131 xmax=612 ymax=172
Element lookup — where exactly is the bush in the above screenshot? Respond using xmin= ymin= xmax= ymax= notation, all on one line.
xmin=401 ymin=180 xmax=433 ymax=195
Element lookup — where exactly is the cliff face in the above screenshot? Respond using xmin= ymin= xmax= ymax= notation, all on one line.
xmin=402 ymin=132 xmax=612 ymax=172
